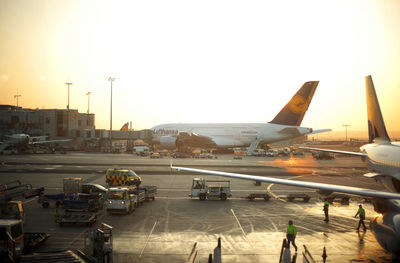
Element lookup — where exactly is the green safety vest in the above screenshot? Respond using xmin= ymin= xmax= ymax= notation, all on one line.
xmin=286 ymin=225 xmax=297 ymax=236
xmin=324 ymin=201 xmax=329 ymax=207
xmin=356 ymin=207 xmax=365 ymax=217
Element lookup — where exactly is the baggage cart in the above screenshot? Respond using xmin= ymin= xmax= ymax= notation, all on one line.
xmin=38 ymin=193 xmax=65 ymax=208
xmin=242 ymin=193 xmax=270 ymax=201
xmin=140 ymin=186 xmax=157 ymax=201
xmin=55 ymin=209 xmax=97 ymax=227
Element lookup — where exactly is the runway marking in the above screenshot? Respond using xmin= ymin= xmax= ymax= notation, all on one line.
xmin=140 ymin=220 xmax=158 ymax=257
xmin=231 ymin=209 xmax=248 ymax=241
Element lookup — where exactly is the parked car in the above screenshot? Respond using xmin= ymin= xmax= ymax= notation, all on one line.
xmin=150 ymin=152 xmax=161 ymax=159
xmin=171 ymin=152 xmax=190 ymax=158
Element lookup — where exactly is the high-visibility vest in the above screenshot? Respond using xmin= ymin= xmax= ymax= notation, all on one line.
xmin=357 ymin=207 xmax=365 ymax=217
xmin=287 ymin=225 xmax=297 ymax=236
xmin=324 ymin=201 xmax=329 ymax=207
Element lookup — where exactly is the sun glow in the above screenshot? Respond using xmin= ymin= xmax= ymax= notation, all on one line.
xmin=1 ymin=0 xmax=400 ymax=134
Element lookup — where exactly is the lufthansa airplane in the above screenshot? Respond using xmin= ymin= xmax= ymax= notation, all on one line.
xmin=171 ymin=76 xmax=400 ymax=255
xmin=152 ymin=81 xmax=329 ymax=154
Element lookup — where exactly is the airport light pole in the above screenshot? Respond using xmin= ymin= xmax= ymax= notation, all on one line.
xmin=65 ymin=82 xmax=73 ymax=137
xmin=343 ymin=124 xmax=350 ymax=141
xmin=86 ymin=92 xmax=91 ymax=114
xmin=108 ymin=77 xmax=115 ymax=151
xmin=65 ymin=82 xmax=73 ymax=110
xmin=14 ymin=94 xmax=21 ymax=107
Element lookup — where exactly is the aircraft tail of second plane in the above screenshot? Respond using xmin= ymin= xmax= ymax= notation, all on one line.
xmin=365 ymin=75 xmax=391 ymax=143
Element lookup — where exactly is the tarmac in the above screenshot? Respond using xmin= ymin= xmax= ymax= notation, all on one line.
xmin=0 ymin=153 xmax=395 ymax=262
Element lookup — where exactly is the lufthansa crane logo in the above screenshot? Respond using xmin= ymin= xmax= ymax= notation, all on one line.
xmin=289 ymin=96 xmax=307 ymax=114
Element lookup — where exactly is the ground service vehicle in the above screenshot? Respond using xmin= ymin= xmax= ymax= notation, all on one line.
xmin=133 ymin=146 xmax=150 ymax=156
xmin=190 ymin=178 xmax=232 ymax=201
xmin=266 ymin=149 xmax=278 ymax=157
xmin=150 ymin=152 xmax=161 ymax=158
xmin=0 ymin=181 xmax=48 ymax=261
xmin=106 ymin=186 xmax=138 ymax=214
xmin=105 ymin=168 xmax=142 ymax=186
xmin=312 ymin=151 xmax=334 ymax=160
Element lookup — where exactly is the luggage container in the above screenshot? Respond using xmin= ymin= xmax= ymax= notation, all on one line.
xmin=63 ymin=177 xmax=82 ymax=196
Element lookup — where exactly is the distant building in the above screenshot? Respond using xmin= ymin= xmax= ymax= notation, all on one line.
xmin=0 ymin=105 xmax=95 ymax=142
xmin=0 ymin=104 xmax=152 ymax=152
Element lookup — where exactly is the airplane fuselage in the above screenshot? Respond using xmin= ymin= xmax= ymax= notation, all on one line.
xmin=358 ymin=142 xmax=400 ymax=198
xmin=152 ymin=123 xmax=312 ymax=148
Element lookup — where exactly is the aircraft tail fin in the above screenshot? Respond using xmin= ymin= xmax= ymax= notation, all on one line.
xmin=269 ymin=81 xmax=319 ymax=126
xmin=365 ymin=75 xmax=390 ymax=143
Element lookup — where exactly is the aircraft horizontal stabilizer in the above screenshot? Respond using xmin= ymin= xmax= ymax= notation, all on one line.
xmin=310 ymin=129 xmax=332 ymax=134
xmin=363 ymin=172 xmax=382 ymax=178
xmin=171 ymin=165 xmax=400 ymax=199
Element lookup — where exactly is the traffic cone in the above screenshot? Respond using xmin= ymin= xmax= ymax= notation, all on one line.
xmin=322 ymin=246 xmax=327 ymax=263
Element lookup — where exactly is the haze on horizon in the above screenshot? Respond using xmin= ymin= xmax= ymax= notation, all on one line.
xmin=1 ymin=0 xmax=400 ymax=140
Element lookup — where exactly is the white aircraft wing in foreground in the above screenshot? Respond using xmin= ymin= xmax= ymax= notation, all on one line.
xmin=170 ymin=165 xmax=400 ymax=199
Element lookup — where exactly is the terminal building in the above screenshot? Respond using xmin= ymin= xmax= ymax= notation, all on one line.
xmin=0 ymin=105 xmax=152 ymax=151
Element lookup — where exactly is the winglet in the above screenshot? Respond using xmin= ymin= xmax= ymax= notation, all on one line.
xmin=365 ymin=76 xmax=390 ymax=143
xmin=269 ymin=81 xmax=319 ymax=126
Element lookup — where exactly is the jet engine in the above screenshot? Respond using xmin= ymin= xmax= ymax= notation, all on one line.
xmin=369 ymin=198 xmax=400 ymax=255
xmin=370 ymin=211 xmax=400 ymax=255
xmin=159 ymin=132 xmax=217 ymax=150
xmin=175 ymin=132 xmax=217 ymax=149
xmin=160 ymin=136 xmax=177 ymax=149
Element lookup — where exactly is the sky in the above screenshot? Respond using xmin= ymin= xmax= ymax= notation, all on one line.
xmin=1 ymin=0 xmax=399 ymax=139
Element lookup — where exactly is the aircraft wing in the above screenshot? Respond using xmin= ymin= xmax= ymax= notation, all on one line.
xmin=30 ymin=139 xmax=71 ymax=145
xmin=171 ymin=165 xmax=400 ymax=199
xmin=299 ymin=146 xmax=366 ymax=157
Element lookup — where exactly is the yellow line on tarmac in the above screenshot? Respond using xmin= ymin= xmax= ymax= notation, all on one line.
xmin=266 ymin=175 xmax=309 ymax=203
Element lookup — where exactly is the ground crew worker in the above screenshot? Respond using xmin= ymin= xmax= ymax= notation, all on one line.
xmin=354 ymin=204 xmax=366 ymax=231
xmin=323 ymin=199 xmax=329 ymax=222
xmin=286 ymin=220 xmax=298 ymax=251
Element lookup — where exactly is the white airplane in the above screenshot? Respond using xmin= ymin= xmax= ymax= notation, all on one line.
xmin=152 ymin=81 xmax=330 ymax=155
xmin=0 ymin=133 xmax=71 ymax=153
xmin=171 ymin=75 xmax=400 ymax=256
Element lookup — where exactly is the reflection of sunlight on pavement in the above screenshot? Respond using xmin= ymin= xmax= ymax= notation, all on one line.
xmin=257 ymin=155 xmax=368 ymax=176
xmin=258 ymin=155 xmax=318 ymax=168
xmin=258 ymin=155 xmax=319 ymax=175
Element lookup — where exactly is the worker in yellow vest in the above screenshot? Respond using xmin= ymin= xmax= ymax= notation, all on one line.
xmin=286 ymin=220 xmax=298 ymax=251
xmin=354 ymin=204 xmax=366 ymax=231
xmin=323 ymin=199 xmax=329 ymax=222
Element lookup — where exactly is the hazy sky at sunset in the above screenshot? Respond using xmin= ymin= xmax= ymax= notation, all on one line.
xmin=1 ymin=0 xmax=399 ymax=138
